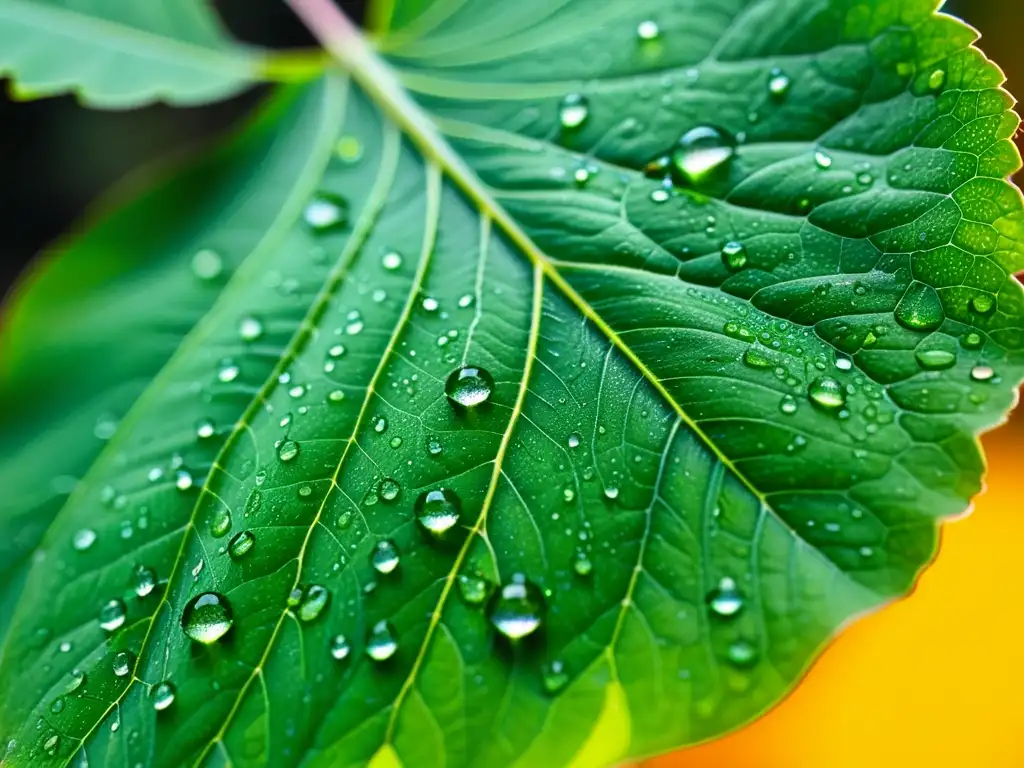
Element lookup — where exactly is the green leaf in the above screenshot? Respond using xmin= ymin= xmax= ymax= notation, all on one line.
xmin=2 ymin=1 xmax=1023 ymax=766
xmin=0 ymin=0 xmax=261 ymax=107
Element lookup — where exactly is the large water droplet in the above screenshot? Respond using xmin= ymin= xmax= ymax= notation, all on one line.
xmin=915 ymin=348 xmax=957 ymax=370
xmin=742 ymin=347 xmax=772 ymax=369
xmin=152 ymin=681 xmax=176 ymax=711
xmin=558 ymin=93 xmax=589 ymax=130
xmin=297 ymin=584 xmax=330 ymax=622
xmin=445 ymin=366 xmax=495 ymax=408
xmin=807 ymin=377 xmax=846 ymax=411
xmin=371 ymin=540 xmax=401 ymax=574
xmin=707 ymin=577 xmax=744 ymax=618
xmin=970 ymin=294 xmax=995 ymax=315
xmin=895 ymin=282 xmax=944 ymax=331
xmin=488 ymin=573 xmax=544 ymax=640
xmin=181 ymin=592 xmax=233 ymax=644
xmin=330 ymin=634 xmax=350 ymax=660
xmin=303 ymin=192 xmax=349 ymax=233
xmin=278 ymin=440 xmax=300 ymax=462
xmin=670 ymin=126 xmax=736 ymax=187
xmin=379 ymin=477 xmax=401 ymax=502
xmin=228 ymin=531 xmax=255 ymax=560
xmin=971 ymin=365 xmax=995 ymax=382
xmin=721 ymin=241 xmax=747 ymax=271
xmin=99 ymin=599 xmax=126 ymax=632
xmin=415 ymin=488 xmax=462 ymax=537
xmin=112 ymin=650 xmax=134 ymax=678
xmin=814 ymin=150 xmax=833 ymax=169
xmin=211 ymin=508 xmax=232 ymax=538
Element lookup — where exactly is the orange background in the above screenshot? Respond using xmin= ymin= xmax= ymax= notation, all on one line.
xmin=648 ymin=411 xmax=1024 ymax=767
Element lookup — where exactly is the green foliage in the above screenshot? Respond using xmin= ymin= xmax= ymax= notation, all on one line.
xmin=0 ymin=0 xmax=260 ymax=106
xmin=1 ymin=0 xmax=1022 ymax=766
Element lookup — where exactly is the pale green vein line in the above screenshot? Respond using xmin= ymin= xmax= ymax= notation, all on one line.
xmin=383 ymin=261 xmax=545 ymax=746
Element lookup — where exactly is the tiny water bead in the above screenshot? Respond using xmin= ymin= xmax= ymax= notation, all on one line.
xmin=727 ymin=639 xmax=758 ymax=667
xmin=457 ymin=574 xmax=489 ymax=605
xmin=330 ymin=634 xmax=351 ymax=661
xmin=558 ymin=93 xmax=590 ymax=130
xmin=707 ymin=577 xmax=744 ymax=618
xmin=814 ymin=150 xmax=833 ymax=169
xmin=445 ymin=366 xmax=495 ymax=408
xmin=181 ymin=592 xmax=233 ymax=644
xmin=228 ymin=531 xmax=256 ymax=560
xmin=971 ymin=365 xmax=995 ymax=382
xmin=72 ymin=529 xmax=96 ymax=552
xmin=381 ymin=251 xmax=403 ymax=271
xmin=415 ymin=488 xmax=462 ymax=537
xmin=152 ymin=681 xmax=176 ymax=711
xmin=567 ymin=432 xmax=581 ymax=449
xmin=636 ymin=19 xmax=660 ymax=40
xmin=303 ymin=192 xmax=349 ymax=233
xmin=132 ymin=564 xmax=157 ymax=598
xmin=196 ymin=418 xmax=216 ymax=439
xmin=970 ymin=294 xmax=995 ymax=315
xmin=670 ymin=125 xmax=736 ymax=187
xmin=366 ymin=620 xmax=398 ymax=662
xmin=894 ymin=282 xmax=944 ymax=332
xmin=191 ymin=249 xmax=223 ymax=281
xmin=371 ymin=540 xmax=401 ymax=574
xmin=488 ymin=573 xmax=545 ymax=640
xmin=175 ymin=470 xmax=194 ymax=491
xmin=721 ymin=241 xmax=747 ymax=271
xmin=427 ymin=437 xmax=444 ymax=456
xmin=217 ymin=360 xmax=240 ymax=383
xmin=961 ymin=331 xmax=984 ymax=350
xmin=238 ymin=316 xmax=264 ymax=342
xmin=112 ymin=651 xmax=134 ymax=678
xmin=573 ymin=552 xmax=593 ymax=576
xmin=915 ymin=349 xmax=957 ymax=371
xmin=808 ymin=377 xmax=846 ymax=411
xmin=542 ymin=660 xmax=569 ymax=694
xmin=779 ymin=395 xmax=798 ymax=415
xmin=379 ymin=477 xmax=401 ymax=502
xmin=278 ymin=440 xmax=300 ymax=462
xmin=99 ymin=599 xmax=127 ymax=632
xmin=767 ymin=67 xmax=791 ymax=97
xmin=297 ymin=584 xmax=330 ymax=622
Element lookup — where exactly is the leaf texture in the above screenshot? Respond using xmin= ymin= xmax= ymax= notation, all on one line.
xmin=0 ymin=0 xmax=260 ymax=107
xmin=0 ymin=0 xmax=1023 ymax=766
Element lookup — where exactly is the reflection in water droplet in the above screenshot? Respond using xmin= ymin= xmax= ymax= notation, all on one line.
xmin=196 ymin=418 xmax=216 ymax=439
xmin=558 ymin=93 xmax=589 ymax=130
xmin=636 ymin=20 xmax=660 ymax=40
xmin=721 ymin=241 xmax=747 ymax=271
xmin=366 ymin=620 xmax=398 ymax=661
xmin=152 ymin=681 xmax=176 ymax=711
xmin=915 ymin=349 xmax=957 ymax=370
xmin=99 ymin=599 xmax=126 ymax=632
xmin=330 ymin=634 xmax=350 ymax=660
xmin=488 ymin=573 xmax=544 ymax=640
xmin=181 ymin=592 xmax=233 ymax=644
xmin=808 ymin=377 xmax=846 ymax=411
xmin=895 ymin=282 xmax=944 ymax=331
xmin=297 ymin=585 xmax=330 ymax=622
xmin=707 ymin=577 xmax=744 ymax=618
xmin=278 ymin=440 xmax=300 ymax=462
xmin=779 ymin=395 xmax=798 ymax=415
xmin=742 ymin=347 xmax=772 ymax=369
xmin=112 ymin=651 xmax=134 ymax=678
xmin=542 ymin=660 xmax=569 ymax=693
xmin=228 ymin=531 xmax=255 ymax=560
xmin=415 ymin=488 xmax=462 ymax=536
xmin=670 ymin=125 xmax=736 ymax=187
xmin=379 ymin=477 xmax=401 ymax=502
xmin=303 ymin=192 xmax=349 ymax=233
xmin=445 ymin=366 xmax=495 ymax=408
xmin=371 ymin=540 xmax=401 ymax=574
xmin=814 ymin=150 xmax=833 ymax=169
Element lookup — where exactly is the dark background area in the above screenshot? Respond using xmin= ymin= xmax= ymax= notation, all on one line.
xmin=0 ymin=0 xmax=1021 ymax=302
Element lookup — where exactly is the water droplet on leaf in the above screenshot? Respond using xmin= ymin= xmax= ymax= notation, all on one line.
xmin=228 ymin=531 xmax=255 ymax=560
xmin=303 ymin=192 xmax=349 ymax=233
xmin=415 ymin=488 xmax=462 ymax=537
xmin=558 ymin=93 xmax=589 ymax=130
xmin=181 ymin=592 xmax=233 ymax=644
xmin=707 ymin=577 xmax=744 ymax=618
xmin=152 ymin=681 xmax=176 ymax=711
xmin=808 ymin=377 xmax=846 ymax=411
xmin=99 ymin=599 xmax=126 ymax=632
xmin=488 ymin=573 xmax=544 ymax=640
xmin=445 ymin=366 xmax=495 ymax=408
xmin=371 ymin=540 xmax=401 ymax=574
xmin=366 ymin=620 xmax=398 ymax=661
